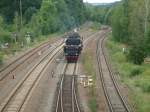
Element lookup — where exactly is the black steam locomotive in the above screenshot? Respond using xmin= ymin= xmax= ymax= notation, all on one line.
xmin=64 ymin=32 xmax=83 ymax=62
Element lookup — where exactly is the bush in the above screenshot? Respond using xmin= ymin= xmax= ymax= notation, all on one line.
xmin=140 ymin=81 xmax=150 ymax=93
xmin=0 ymin=52 xmax=3 ymax=65
xmin=106 ymin=37 xmax=121 ymax=53
xmin=128 ymin=43 xmax=146 ymax=65
xmin=135 ymin=70 xmax=150 ymax=93
xmin=113 ymin=52 xmax=126 ymax=63
xmin=0 ymin=29 xmax=11 ymax=43
xmin=129 ymin=67 xmax=142 ymax=77
xmin=119 ymin=63 xmax=134 ymax=77
xmin=143 ymin=83 xmax=150 ymax=92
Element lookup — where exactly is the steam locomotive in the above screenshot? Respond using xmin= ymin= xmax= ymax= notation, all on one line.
xmin=64 ymin=32 xmax=83 ymax=62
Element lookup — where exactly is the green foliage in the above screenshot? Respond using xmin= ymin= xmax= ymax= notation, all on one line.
xmin=111 ymin=0 xmax=150 ymax=64
xmin=83 ymin=52 xmax=95 ymax=77
xmin=89 ymin=97 xmax=97 ymax=112
xmin=0 ymin=52 xmax=3 ymax=65
xmin=83 ymin=48 xmax=97 ymax=112
xmin=129 ymin=67 xmax=142 ymax=77
xmin=0 ymin=0 xmax=87 ymax=44
xmin=0 ymin=16 xmax=12 ymax=47
xmin=111 ymin=2 xmax=129 ymax=43
xmin=91 ymin=22 xmax=101 ymax=30
xmin=0 ymin=0 xmax=42 ymax=23
xmin=114 ymin=52 xmax=127 ymax=63
xmin=106 ymin=35 xmax=150 ymax=111
xmin=24 ymin=7 xmax=37 ymax=23
xmin=26 ymin=0 xmax=87 ymax=36
xmin=0 ymin=30 xmax=11 ymax=43
xmin=106 ymin=36 xmax=121 ymax=53
xmin=0 ymin=0 xmax=88 ymax=63
xmin=140 ymin=81 xmax=150 ymax=93
xmin=64 ymin=0 xmax=86 ymax=25
xmin=145 ymin=28 xmax=150 ymax=55
xmin=85 ymin=4 xmax=113 ymax=24
xmin=135 ymin=70 xmax=150 ymax=93
xmin=128 ymin=42 xmax=146 ymax=65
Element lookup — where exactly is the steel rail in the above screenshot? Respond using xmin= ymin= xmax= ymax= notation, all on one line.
xmin=96 ymin=29 xmax=131 ymax=112
xmin=55 ymin=63 xmax=81 ymax=112
xmin=73 ymin=75 xmax=81 ymax=112
xmin=72 ymin=63 xmax=81 ymax=112
xmin=101 ymin=34 xmax=131 ymax=112
xmin=0 ymin=28 xmax=93 ymax=81
xmin=55 ymin=31 xmax=100 ymax=112
xmin=96 ymin=31 xmax=114 ymax=112
xmin=72 ymin=74 xmax=75 ymax=112
xmin=0 ymin=42 xmax=64 ymax=112
xmin=55 ymin=63 xmax=68 ymax=112
xmin=0 ymin=39 xmax=63 ymax=81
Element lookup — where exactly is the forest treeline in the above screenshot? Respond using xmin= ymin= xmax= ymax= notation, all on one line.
xmin=0 ymin=0 xmax=109 ymax=63
xmin=2 ymin=0 xmax=149 ymax=65
xmin=0 ymin=0 xmax=85 ymax=43
xmin=0 ymin=0 xmax=85 ymax=63
xmin=0 ymin=0 xmax=109 ymax=45
xmin=111 ymin=0 xmax=150 ymax=64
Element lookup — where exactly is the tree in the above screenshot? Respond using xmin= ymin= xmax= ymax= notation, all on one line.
xmin=110 ymin=0 xmax=150 ymax=64
xmin=128 ymin=41 xmax=146 ymax=65
xmin=0 ymin=0 xmax=42 ymax=23
xmin=111 ymin=2 xmax=129 ymax=43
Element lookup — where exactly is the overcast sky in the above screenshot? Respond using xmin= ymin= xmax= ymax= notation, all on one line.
xmin=83 ymin=0 xmax=121 ymax=3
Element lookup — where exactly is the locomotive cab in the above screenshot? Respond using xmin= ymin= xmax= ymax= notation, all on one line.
xmin=64 ymin=33 xmax=83 ymax=62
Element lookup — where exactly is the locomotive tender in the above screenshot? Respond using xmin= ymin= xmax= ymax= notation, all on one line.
xmin=64 ymin=32 xmax=83 ymax=62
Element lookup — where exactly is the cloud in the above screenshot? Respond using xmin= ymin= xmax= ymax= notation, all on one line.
xmin=83 ymin=0 xmax=121 ymax=3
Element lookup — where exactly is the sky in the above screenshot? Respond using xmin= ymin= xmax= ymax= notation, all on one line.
xmin=83 ymin=0 xmax=121 ymax=3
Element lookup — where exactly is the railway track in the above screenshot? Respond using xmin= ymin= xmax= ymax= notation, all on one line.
xmin=54 ymin=31 xmax=102 ymax=112
xmin=55 ymin=63 xmax=81 ymax=112
xmin=96 ymin=29 xmax=131 ymax=112
xmin=0 ymin=29 xmax=98 ymax=112
xmin=0 ymin=42 xmax=64 ymax=112
xmin=0 ymin=29 xmax=93 ymax=81
xmin=0 ymin=39 xmax=63 ymax=81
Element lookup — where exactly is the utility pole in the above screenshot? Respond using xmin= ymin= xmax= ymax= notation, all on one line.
xmin=20 ymin=0 xmax=23 ymax=29
xmin=144 ymin=0 xmax=149 ymax=37
xmin=19 ymin=0 xmax=23 ymax=46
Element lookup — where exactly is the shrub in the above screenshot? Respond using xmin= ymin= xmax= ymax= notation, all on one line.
xmin=135 ymin=70 xmax=150 ymax=93
xmin=113 ymin=52 xmax=126 ymax=63
xmin=118 ymin=63 xmax=133 ymax=77
xmin=129 ymin=67 xmax=142 ymax=77
xmin=128 ymin=42 xmax=146 ymax=65
xmin=140 ymin=81 xmax=150 ymax=93
xmin=0 ymin=30 xmax=11 ymax=43
xmin=140 ymin=70 xmax=150 ymax=92
xmin=0 ymin=52 xmax=3 ymax=65
xmin=106 ymin=38 xmax=121 ymax=53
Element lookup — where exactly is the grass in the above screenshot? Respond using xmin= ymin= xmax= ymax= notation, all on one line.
xmin=83 ymin=50 xmax=97 ymax=112
xmin=89 ymin=97 xmax=97 ymax=112
xmin=106 ymin=33 xmax=150 ymax=112
xmin=83 ymin=52 xmax=96 ymax=79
